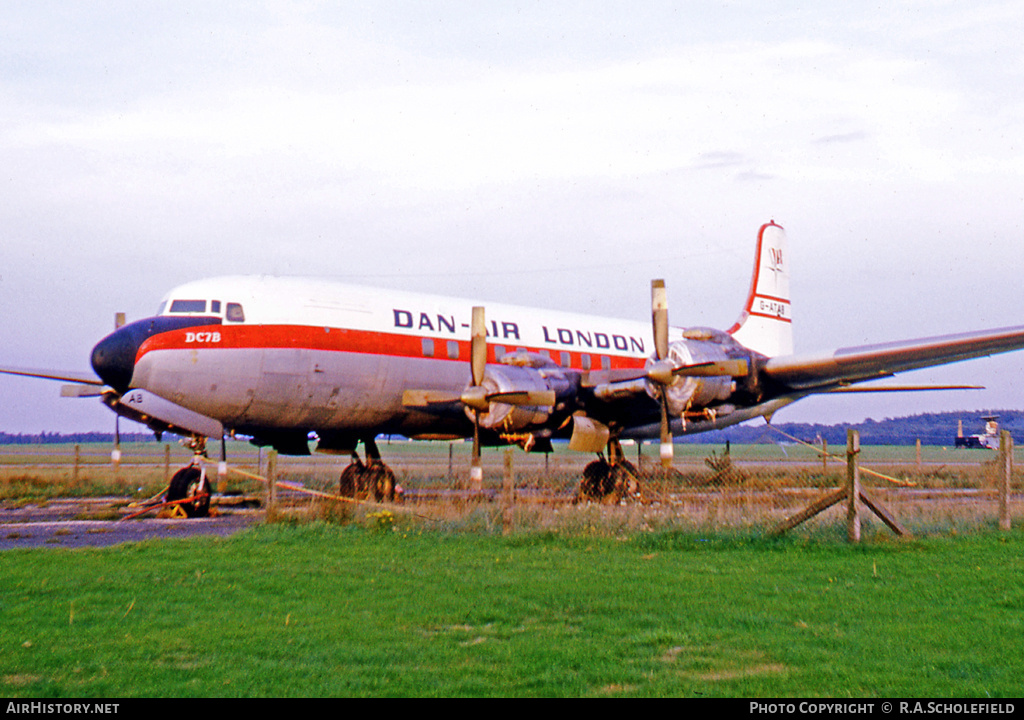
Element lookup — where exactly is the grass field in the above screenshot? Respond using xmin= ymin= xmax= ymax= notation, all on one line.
xmin=2 ymin=441 xmax=1020 ymax=697
xmin=2 ymin=523 xmax=1023 ymax=697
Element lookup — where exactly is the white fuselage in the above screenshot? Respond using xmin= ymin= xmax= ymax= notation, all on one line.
xmin=131 ymin=276 xmax=668 ymax=437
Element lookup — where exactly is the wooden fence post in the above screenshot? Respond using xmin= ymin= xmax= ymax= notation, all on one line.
xmin=266 ymin=450 xmax=278 ymax=515
xmin=73 ymin=444 xmax=80 ymax=485
xmin=847 ymin=429 xmax=861 ymax=543
xmin=999 ymin=430 xmax=1012 ymax=531
xmin=163 ymin=444 xmax=171 ymax=486
xmin=502 ymin=449 xmax=515 ymax=536
xmin=822 ymin=438 xmax=828 ymax=474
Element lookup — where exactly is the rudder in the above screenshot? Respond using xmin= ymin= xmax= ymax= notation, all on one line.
xmin=727 ymin=221 xmax=792 ymax=357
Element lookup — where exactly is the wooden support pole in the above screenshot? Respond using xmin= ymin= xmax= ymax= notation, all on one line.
xmin=999 ymin=430 xmax=1012 ymax=531
xmin=773 ymin=428 xmax=907 ymax=540
xmin=73 ymin=444 xmax=80 ymax=485
xmin=502 ymin=449 xmax=515 ymax=536
xmin=859 ymin=488 xmax=908 ymax=537
xmin=163 ymin=444 xmax=171 ymax=486
xmin=916 ymin=438 xmax=922 ymax=468
xmin=266 ymin=450 xmax=278 ymax=515
xmin=822 ymin=438 xmax=828 ymax=474
xmin=770 ymin=488 xmax=847 ymax=536
xmin=847 ymin=429 xmax=861 ymax=543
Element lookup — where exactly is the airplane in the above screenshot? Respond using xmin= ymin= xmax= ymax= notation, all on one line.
xmin=5 ymin=220 xmax=1024 ymax=514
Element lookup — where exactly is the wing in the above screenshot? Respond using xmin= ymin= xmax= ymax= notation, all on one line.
xmin=0 ymin=366 xmax=103 ymax=385
xmin=763 ymin=325 xmax=1024 ymax=391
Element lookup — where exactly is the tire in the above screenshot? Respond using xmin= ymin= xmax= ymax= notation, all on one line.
xmin=370 ymin=465 xmax=396 ymax=502
xmin=580 ymin=460 xmax=615 ymax=500
xmin=166 ymin=466 xmax=211 ymax=518
xmin=339 ymin=463 xmax=361 ymax=497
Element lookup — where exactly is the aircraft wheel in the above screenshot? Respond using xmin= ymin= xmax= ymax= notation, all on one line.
xmin=339 ymin=463 xmax=360 ymax=497
xmin=370 ymin=465 xmax=396 ymax=502
xmin=166 ymin=466 xmax=211 ymax=518
xmin=611 ymin=461 xmax=641 ymax=500
xmin=580 ymin=460 xmax=615 ymax=501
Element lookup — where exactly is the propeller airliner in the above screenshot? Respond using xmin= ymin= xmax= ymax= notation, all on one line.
xmin=6 ymin=221 xmax=1024 ymax=511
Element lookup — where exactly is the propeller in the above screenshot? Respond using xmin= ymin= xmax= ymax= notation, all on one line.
xmin=650 ymin=280 xmax=674 ymax=469
xmin=401 ymin=305 xmax=555 ymax=489
xmin=468 ymin=306 xmax=486 ymax=491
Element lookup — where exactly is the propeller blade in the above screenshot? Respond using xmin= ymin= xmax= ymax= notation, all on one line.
xmin=468 ymin=308 xmax=487 ymax=492
xmin=402 ymin=389 xmax=462 ymax=407
xmin=471 ymin=306 xmax=486 ymax=387
xmin=471 ymin=408 xmax=483 ymax=491
xmin=659 ymin=390 xmax=673 ymax=469
xmin=486 ymin=389 xmax=556 ymax=407
xmin=460 ymin=385 xmax=489 ymax=411
xmin=673 ymin=359 xmax=750 ymax=378
xmin=61 ymin=383 xmax=105 ymax=398
xmin=112 ymin=414 xmax=122 ymax=466
xmin=651 ymin=279 xmax=673 ymax=467
xmin=652 ymin=279 xmax=669 ymax=361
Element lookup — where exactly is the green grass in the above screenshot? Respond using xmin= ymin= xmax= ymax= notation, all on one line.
xmin=2 ymin=524 xmax=1023 ymax=697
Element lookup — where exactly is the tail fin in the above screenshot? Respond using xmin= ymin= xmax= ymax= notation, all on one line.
xmin=727 ymin=221 xmax=792 ymax=357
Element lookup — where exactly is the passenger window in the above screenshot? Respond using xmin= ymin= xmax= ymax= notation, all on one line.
xmin=601 ymin=355 xmax=611 ymax=370
xmin=226 ymin=303 xmax=245 ymax=322
xmin=581 ymin=354 xmax=592 ymax=370
xmin=421 ymin=338 xmax=435 ymax=357
xmin=560 ymin=351 xmax=571 ymax=367
xmin=169 ymin=299 xmax=206 ymax=313
xmin=446 ymin=340 xmax=460 ymax=360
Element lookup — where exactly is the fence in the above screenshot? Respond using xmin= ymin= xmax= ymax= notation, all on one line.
xmin=1 ymin=433 xmax=1020 ymax=538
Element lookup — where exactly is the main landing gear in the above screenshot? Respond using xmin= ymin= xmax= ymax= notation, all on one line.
xmin=578 ymin=438 xmax=641 ymax=503
xmin=339 ymin=437 xmax=398 ymax=502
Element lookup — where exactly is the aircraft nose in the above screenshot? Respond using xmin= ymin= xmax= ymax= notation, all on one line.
xmin=90 ymin=327 xmax=140 ymax=394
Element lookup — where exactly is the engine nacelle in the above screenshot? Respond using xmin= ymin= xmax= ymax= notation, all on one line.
xmin=464 ymin=358 xmax=574 ymax=432
xmin=645 ymin=333 xmax=738 ymax=416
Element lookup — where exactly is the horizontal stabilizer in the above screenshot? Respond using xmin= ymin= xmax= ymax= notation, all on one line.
xmin=765 ymin=325 xmax=1024 ymax=390
xmin=826 ymin=384 xmax=983 ymax=393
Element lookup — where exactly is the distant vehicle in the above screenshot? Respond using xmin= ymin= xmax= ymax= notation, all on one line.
xmin=955 ymin=416 xmax=1000 ymax=449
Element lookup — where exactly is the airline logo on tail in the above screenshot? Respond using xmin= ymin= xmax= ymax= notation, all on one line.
xmin=728 ymin=221 xmax=793 ymax=357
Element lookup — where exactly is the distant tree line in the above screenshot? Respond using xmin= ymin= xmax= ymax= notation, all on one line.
xmin=2 ymin=410 xmax=1022 ymax=446
xmin=680 ymin=410 xmax=1024 ymax=446
xmin=0 ymin=431 xmax=156 ymax=445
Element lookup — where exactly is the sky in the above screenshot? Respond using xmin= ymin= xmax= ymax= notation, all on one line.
xmin=2 ymin=1 xmax=1023 ymax=435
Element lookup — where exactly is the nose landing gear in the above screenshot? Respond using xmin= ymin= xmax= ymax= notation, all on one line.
xmin=165 ymin=464 xmax=212 ymax=518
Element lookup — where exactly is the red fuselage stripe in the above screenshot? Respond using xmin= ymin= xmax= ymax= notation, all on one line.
xmin=136 ymin=324 xmax=649 ymax=371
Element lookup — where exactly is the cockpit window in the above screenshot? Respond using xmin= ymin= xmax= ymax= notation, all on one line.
xmin=169 ymin=299 xmax=207 ymax=313
xmin=211 ymin=300 xmax=222 ymax=313
xmin=226 ymin=303 xmax=245 ymax=322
